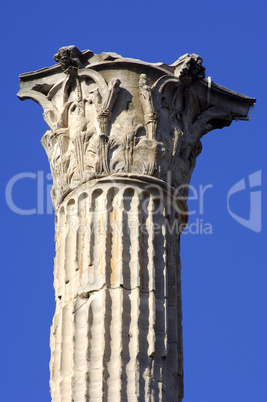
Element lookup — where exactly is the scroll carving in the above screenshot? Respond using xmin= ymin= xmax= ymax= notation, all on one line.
xmin=18 ymin=46 xmax=255 ymax=206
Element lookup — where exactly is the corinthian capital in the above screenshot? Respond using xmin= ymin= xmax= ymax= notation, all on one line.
xmin=18 ymin=46 xmax=255 ymax=206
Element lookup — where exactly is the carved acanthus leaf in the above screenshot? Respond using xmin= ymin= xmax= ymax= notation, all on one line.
xmin=18 ymin=46 xmax=255 ymax=207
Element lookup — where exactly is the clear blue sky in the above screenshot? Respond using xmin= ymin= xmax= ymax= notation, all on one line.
xmin=1 ymin=1 xmax=266 ymax=401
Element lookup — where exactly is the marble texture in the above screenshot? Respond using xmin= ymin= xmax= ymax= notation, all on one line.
xmin=18 ymin=46 xmax=255 ymax=401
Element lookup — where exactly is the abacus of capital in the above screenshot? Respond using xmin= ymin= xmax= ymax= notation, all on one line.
xmin=18 ymin=46 xmax=255 ymax=401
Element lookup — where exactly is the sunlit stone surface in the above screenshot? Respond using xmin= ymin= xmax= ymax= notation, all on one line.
xmin=18 ymin=46 xmax=255 ymax=401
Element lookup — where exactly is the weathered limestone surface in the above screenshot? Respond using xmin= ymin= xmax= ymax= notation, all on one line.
xmin=51 ymin=178 xmax=185 ymax=401
xmin=18 ymin=46 xmax=255 ymax=401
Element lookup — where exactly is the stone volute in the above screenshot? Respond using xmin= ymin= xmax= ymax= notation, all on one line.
xmin=18 ymin=46 xmax=255 ymax=401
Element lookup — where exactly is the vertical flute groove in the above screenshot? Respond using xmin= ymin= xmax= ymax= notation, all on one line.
xmin=88 ymin=291 xmax=105 ymax=400
xmin=65 ymin=199 xmax=77 ymax=300
xmin=77 ymin=193 xmax=89 ymax=291
xmin=60 ymin=303 xmax=74 ymax=400
xmin=72 ymin=296 xmax=88 ymax=401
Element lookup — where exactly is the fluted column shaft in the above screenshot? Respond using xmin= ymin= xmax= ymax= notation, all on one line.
xmin=18 ymin=45 xmax=254 ymax=402
xmin=50 ymin=176 xmax=186 ymax=401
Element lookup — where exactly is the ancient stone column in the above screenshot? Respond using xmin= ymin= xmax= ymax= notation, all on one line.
xmin=18 ymin=46 xmax=255 ymax=401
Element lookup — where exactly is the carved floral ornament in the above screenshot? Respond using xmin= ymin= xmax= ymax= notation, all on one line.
xmin=18 ymin=46 xmax=255 ymax=207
